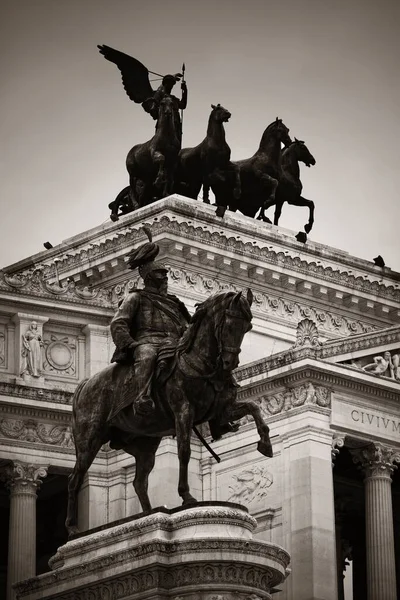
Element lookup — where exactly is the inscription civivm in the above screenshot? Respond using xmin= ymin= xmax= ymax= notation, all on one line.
xmin=351 ymin=410 xmax=400 ymax=434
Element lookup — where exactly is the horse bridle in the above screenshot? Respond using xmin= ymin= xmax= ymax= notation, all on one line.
xmin=216 ymin=307 xmax=251 ymax=359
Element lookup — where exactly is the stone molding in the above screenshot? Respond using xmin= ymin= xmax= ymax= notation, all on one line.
xmin=162 ymin=268 xmax=378 ymax=337
xmin=23 ymin=209 xmax=400 ymax=301
xmin=17 ymin=560 xmax=283 ymax=600
xmin=0 ymin=268 xmax=112 ymax=308
xmin=0 ymin=418 xmax=74 ymax=448
xmin=3 ymin=461 xmax=48 ymax=495
xmin=351 ymin=442 xmax=400 ymax=479
xmin=320 ymin=325 xmax=400 ymax=359
xmin=0 ymin=380 xmax=74 ymax=404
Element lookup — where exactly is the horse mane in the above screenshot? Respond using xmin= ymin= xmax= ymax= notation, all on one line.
xmin=178 ymin=291 xmax=251 ymax=354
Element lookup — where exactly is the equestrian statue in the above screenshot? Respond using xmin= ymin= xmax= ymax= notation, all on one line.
xmin=66 ymin=228 xmax=273 ymax=536
xmin=258 ymin=138 xmax=316 ymax=234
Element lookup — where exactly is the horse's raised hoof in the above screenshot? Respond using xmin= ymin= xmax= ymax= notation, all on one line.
xmin=257 ymin=439 xmax=273 ymax=458
xmin=110 ymin=214 xmax=119 ymax=222
xmin=304 ymin=224 xmax=312 ymax=234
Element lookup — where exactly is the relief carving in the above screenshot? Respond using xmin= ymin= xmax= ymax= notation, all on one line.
xmin=228 ymin=466 xmax=273 ymax=505
xmin=0 ymin=418 xmax=74 ymax=448
xmin=293 ymin=318 xmax=320 ymax=348
xmin=43 ymin=333 xmax=76 ymax=376
xmin=259 ymin=384 xmax=331 ymax=416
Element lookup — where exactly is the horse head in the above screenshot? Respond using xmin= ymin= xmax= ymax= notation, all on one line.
xmin=291 ymin=138 xmax=316 ymax=167
xmin=210 ymin=103 xmax=231 ymax=123
xmin=217 ymin=290 xmax=253 ymax=371
xmin=258 ymin=118 xmax=292 ymax=153
xmin=158 ymin=96 xmax=175 ymax=120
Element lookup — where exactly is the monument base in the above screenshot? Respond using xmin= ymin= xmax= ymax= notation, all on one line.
xmin=15 ymin=502 xmax=290 ymax=600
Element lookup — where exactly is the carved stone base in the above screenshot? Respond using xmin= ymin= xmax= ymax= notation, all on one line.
xmin=15 ymin=502 xmax=290 ymax=600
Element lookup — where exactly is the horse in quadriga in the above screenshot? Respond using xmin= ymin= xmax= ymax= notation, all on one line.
xmin=174 ymin=104 xmax=241 ymax=204
xmin=211 ymin=118 xmax=292 ymax=219
xmin=65 ymin=290 xmax=273 ymax=536
xmin=126 ymin=96 xmax=181 ymax=208
xmin=257 ymin=138 xmax=316 ymax=233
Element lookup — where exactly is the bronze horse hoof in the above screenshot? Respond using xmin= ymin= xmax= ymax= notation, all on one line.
xmin=257 ymin=439 xmax=273 ymax=458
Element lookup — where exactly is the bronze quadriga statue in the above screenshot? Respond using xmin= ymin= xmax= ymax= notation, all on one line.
xmin=66 ymin=230 xmax=273 ymax=536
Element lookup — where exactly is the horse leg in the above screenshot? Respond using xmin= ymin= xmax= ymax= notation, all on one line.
xmin=287 ymin=195 xmax=315 ymax=233
xmin=232 ymin=163 xmax=241 ymax=200
xmin=273 ymin=200 xmax=284 ymax=225
xmin=175 ymin=402 xmax=197 ymax=505
xmin=153 ymin=151 xmax=166 ymax=197
xmin=256 ymin=196 xmax=276 ymax=223
xmin=124 ymin=436 xmax=162 ymax=513
xmin=227 ymin=398 xmax=273 ymax=458
xmin=202 ymin=175 xmax=211 ymax=204
xmin=66 ymin=435 xmax=104 ymax=537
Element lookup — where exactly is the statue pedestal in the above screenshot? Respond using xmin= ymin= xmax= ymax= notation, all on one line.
xmin=15 ymin=502 xmax=290 ymax=600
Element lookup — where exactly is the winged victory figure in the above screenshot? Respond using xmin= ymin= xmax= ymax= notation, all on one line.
xmin=97 ymin=45 xmax=187 ymax=140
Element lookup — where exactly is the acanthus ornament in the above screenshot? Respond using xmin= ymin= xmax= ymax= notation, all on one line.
xmin=228 ymin=466 xmax=273 ymax=506
xmin=3 ymin=461 xmax=48 ymax=493
xmin=351 ymin=443 xmax=400 ymax=478
xmin=332 ymin=433 xmax=346 ymax=463
xmin=259 ymin=384 xmax=332 ymax=416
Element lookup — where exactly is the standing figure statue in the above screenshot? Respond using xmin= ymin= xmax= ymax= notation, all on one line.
xmin=21 ymin=321 xmax=43 ymax=378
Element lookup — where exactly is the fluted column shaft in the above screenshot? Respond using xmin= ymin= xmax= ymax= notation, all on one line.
xmin=6 ymin=462 xmax=47 ymax=600
xmin=352 ymin=443 xmax=400 ymax=600
xmin=365 ymin=468 xmax=396 ymax=600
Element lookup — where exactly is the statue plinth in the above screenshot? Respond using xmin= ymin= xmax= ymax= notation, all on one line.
xmin=15 ymin=502 xmax=290 ymax=600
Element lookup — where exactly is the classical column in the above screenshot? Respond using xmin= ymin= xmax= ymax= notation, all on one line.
xmin=352 ymin=443 xmax=400 ymax=600
xmin=5 ymin=461 xmax=47 ymax=600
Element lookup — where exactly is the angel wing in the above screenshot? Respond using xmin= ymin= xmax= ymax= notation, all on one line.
xmin=97 ymin=45 xmax=155 ymax=103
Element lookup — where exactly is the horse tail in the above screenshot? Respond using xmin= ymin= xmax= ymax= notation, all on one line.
xmin=72 ymin=378 xmax=89 ymax=423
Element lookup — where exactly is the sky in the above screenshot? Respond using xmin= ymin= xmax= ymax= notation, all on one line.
xmin=1 ymin=0 xmax=399 ymax=271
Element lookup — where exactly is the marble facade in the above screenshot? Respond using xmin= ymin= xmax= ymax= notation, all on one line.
xmin=0 ymin=196 xmax=399 ymax=600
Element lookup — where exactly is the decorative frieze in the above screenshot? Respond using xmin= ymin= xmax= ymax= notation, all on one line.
xmin=0 ymin=269 xmax=112 ymax=308
xmin=256 ymin=383 xmax=331 ymax=417
xmin=0 ymin=418 xmax=74 ymax=448
xmin=228 ymin=466 xmax=273 ymax=505
xmin=321 ymin=326 xmax=400 ymax=359
xmin=0 ymin=380 xmax=73 ymax=404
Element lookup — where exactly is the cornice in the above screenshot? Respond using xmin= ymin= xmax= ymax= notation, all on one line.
xmin=4 ymin=199 xmax=400 ymax=312
xmin=320 ymin=325 xmax=400 ymax=359
xmin=0 ymin=269 xmax=113 ymax=309
xmin=238 ymin=363 xmax=400 ymax=406
xmin=0 ymin=380 xmax=73 ymax=405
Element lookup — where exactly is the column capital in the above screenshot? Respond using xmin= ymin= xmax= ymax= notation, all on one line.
xmin=332 ymin=432 xmax=346 ymax=464
xmin=3 ymin=461 xmax=48 ymax=496
xmin=351 ymin=442 xmax=400 ymax=479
